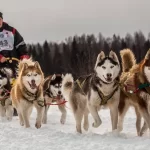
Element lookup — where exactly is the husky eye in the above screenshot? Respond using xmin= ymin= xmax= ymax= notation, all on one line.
xmin=27 ymin=74 xmax=30 ymax=77
xmin=102 ymin=66 xmax=106 ymax=69
xmin=34 ymin=74 xmax=38 ymax=76
xmin=110 ymin=66 xmax=114 ymax=69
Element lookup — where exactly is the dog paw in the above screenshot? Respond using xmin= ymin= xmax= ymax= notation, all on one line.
xmin=83 ymin=123 xmax=89 ymax=131
xmin=7 ymin=117 xmax=12 ymax=121
xmin=20 ymin=121 xmax=24 ymax=126
xmin=42 ymin=119 xmax=47 ymax=124
xmin=92 ymin=121 xmax=101 ymax=128
xmin=116 ymin=125 xmax=123 ymax=132
xmin=139 ymin=132 xmax=144 ymax=137
xmin=25 ymin=125 xmax=30 ymax=128
xmin=60 ymin=117 xmax=66 ymax=124
xmin=35 ymin=122 xmax=41 ymax=129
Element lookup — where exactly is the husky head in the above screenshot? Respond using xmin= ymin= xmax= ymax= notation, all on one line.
xmin=0 ymin=69 xmax=8 ymax=88
xmin=94 ymin=51 xmax=120 ymax=83
xmin=49 ymin=74 xmax=64 ymax=98
xmin=142 ymin=49 xmax=150 ymax=82
xmin=20 ymin=61 xmax=44 ymax=93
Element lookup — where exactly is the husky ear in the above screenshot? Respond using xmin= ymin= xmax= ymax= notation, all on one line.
xmin=34 ymin=61 xmax=43 ymax=77
xmin=145 ymin=49 xmax=150 ymax=60
xmin=61 ymin=74 xmax=64 ymax=78
xmin=109 ymin=50 xmax=119 ymax=63
xmin=94 ymin=51 xmax=105 ymax=69
xmin=34 ymin=61 xmax=40 ymax=68
xmin=23 ymin=63 xmax=28 ymax=70
xmin=51 ymin=74 xmax=56 ymax=80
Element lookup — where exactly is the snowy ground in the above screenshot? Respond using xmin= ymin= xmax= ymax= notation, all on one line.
xmin=0 ymin=103 xmax=150 ymax=150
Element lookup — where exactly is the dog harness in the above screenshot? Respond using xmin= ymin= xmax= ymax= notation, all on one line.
xmin=94 ymin=84 xmax=119 ymax=105
xmin=76 ymin=75 xmax=119 ymax=105
xmin=22 ymin=87 xmax=45 ymax=107
xmin=44 ymin=90 xmax=67 ymax=106
xmin=0 ymin=87 xmax=11 ymax=106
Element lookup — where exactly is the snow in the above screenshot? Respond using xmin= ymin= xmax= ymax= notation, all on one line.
xmin=0 ymin=104 xmax=150 ymax=150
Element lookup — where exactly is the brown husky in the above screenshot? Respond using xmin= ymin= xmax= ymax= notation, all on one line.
xmin=118 ymin=49 xmax=150 ymax=136
xmin=11 ymin=58 xmax=45 ymax=128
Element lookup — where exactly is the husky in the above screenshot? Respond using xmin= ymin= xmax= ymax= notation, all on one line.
xmin=118 ymin=49 xmax=150 ymax=136
xmin=0 ymin=69 xmax=13 ymax=121
xmin=42 ymin=74 xmax=67 ymax=124
xmin=10 ymin=58 xmax=45 ymax=128
xmin=62 ymin=51 xmax=121 ymax=133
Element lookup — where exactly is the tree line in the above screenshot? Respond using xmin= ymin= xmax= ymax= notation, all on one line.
xmin=27 ymin=31 xmax=150 ymax=78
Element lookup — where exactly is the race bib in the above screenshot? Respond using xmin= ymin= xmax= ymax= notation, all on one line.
xmin=0 ymin=30 xmax=14 ymax=51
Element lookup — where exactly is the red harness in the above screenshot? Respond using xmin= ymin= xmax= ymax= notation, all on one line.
xmin=45 ymin=96 xmax=67 ymax=106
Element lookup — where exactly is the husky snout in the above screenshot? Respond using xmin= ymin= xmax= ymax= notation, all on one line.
xmin=31 ymin=79 xmax=35 ymax=84
xmin=107 ymin=73 xmax=112 ymax=78
xmin=28 ymin=79 xmax=37 ymax=89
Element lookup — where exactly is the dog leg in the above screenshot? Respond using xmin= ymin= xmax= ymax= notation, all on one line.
xmin=109 ymin=104 xmax=118 ymax=131
xmin=0 ymin=105 xmax=6 ymax=121
xmin=135 ymin=107 xmax=142 ymax=136
xmin=58 ymin=104 xmax=67 ymax=124
xmin=18 ymin=112 xmax=24 ymax=126
xmin=42 ymin=96 xmax=51 ymax=124
xmin=5 ymin=99 xmax=14 ymax=121
xmin=88 ymin=104 xmax=102 ymax=128
xmin=20 ymin=101 xmax=32 ymax=128
xmin=34 ymin=101 xmax=44 ymax=129
xmin=83 ymin=108 xmax=89 ymax=131
xmin=140 ymin=121 xmax=148 ymax=136
xmin=117 ymin=100 xmax=129 ymax=132
xmin=6 ymin=105 xmax=14 ymax=121
xmin=42 ymin=105 xmax=49 ymax=124
xmin=139 ymin=107 xmax=150 ymax=136
xmin=74 ymin=108 xmax=84 ymax=133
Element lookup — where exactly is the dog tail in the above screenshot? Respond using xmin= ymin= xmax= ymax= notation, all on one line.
xmin=62 ymin=73 xmax=74 ymax=101
xmin=120 ymin=49 xmax=136 ymax=72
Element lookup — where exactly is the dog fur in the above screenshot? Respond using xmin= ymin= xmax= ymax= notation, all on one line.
xmin=42 ymin=74 xmax=67 ymax=124
xmin=0 ymin=69 xmax=13 ymax=121
xmin=118 ymin=49 xmax=150 ymax=136
xmin=62 ymin=51 xmax=121 ymax=133
xmin=10 ymin=58 xmax=45 ymax=128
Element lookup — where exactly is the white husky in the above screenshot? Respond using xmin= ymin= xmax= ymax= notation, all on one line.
xmin=62 ymin=51 xmax=121 ymax=133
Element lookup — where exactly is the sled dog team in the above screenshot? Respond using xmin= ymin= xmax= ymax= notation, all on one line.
xmin=0 ymin=48 xmax=150 ymax=136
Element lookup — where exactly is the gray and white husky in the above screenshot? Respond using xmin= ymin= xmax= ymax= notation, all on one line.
xmin=42 ymin=74 xmax=67 ymax=124
xmin=0 ymin=69 xmax=13 ymax=121
xmin=62 ymin=51 xmax=121 ymax=133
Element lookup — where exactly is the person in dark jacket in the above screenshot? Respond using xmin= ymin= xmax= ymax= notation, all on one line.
xmin=0 ymin=12 xmax=30 ymax=116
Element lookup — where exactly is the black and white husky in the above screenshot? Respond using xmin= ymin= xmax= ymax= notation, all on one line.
xmin=0 ymin=68 xmax=13 ymax=121
xmin=62 ymin=51 xmax=121 ymax=133
xmin=42 ymin=74 xmax=67 ymax=124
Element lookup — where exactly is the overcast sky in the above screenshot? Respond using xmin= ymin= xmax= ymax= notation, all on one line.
xmin=1 ymin=0 xmax=150 ymax=43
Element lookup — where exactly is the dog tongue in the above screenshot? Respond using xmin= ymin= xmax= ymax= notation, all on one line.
xmin=57 ymin=95 xmax=62 ymax=99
